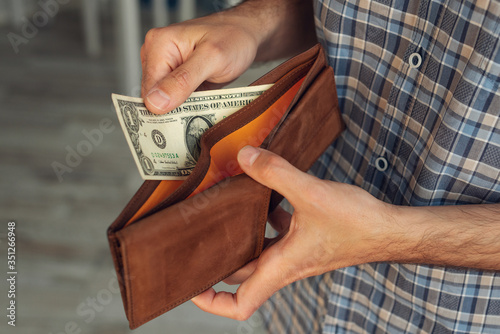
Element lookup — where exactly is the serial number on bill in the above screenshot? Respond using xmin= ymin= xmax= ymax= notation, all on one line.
xmin=151 ymin=152 xmax=180 ymax=159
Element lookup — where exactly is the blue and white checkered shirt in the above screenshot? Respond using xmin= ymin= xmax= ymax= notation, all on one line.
xmin=259 ymin=0 xmax=500 ymax=333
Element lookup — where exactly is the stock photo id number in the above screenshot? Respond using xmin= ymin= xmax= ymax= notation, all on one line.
xmin=6 ymin=221 xmax=17 ymax=327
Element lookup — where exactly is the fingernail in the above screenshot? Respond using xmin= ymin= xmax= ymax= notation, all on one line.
xmin=238 ymin=146 xmax=260 ymax=167
xmin=146 ymin=89 xmax=170 ymax=111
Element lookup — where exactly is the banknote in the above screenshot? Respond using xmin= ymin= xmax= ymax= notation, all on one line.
xmin=112 ymin=84 xmax=273 ymax=180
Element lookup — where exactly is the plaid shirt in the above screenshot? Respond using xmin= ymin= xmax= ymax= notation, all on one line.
xmin=260 ymin=0 xmax=500 ymax=333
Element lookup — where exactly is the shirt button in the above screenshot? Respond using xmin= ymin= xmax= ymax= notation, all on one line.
xmin=409 ymin=52 xmax=422 ymax=69
xmin=375 ymin=157 xmax=388 ymax=172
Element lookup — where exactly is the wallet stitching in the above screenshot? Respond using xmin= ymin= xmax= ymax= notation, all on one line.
xmin=255 ymin=187 xmax=272 ymax=258
xmin=119 ymin=235 xmax=136 ymax=326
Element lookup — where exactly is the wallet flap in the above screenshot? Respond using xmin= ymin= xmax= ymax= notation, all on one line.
xmin=268 ymin=66 xmax=344 ymax=209
xmin=251 ymin=44 xmax=323 ymax=87
xmin=262 ymin=46 xmax=328 ymax=147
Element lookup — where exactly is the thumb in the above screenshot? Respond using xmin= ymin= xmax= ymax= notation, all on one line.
xmin=144 ymin=49 xmax=214 ymax=114
xmin=237 ymin=146 xmax=313 ymax=206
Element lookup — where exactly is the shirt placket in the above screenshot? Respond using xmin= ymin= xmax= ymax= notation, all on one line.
xmin=362 ymin=0 xmax=447 ymax=204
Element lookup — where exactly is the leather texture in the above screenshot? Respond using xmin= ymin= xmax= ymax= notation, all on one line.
xmin=107 ymin=44 xmax=345 ymax=329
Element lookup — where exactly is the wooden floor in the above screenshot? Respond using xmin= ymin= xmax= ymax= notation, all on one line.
xmin=0 ymin=4 xmax=273 ymax=334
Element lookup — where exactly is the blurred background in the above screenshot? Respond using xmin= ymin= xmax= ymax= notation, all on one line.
xmin=0 ymin=0 xmax=277 ymax=333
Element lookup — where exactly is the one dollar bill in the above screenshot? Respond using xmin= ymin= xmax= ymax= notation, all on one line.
xmin=112 ymin=84 xmax=273 ymax=180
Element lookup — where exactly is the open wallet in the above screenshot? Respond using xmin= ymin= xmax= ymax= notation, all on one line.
xmin=107 ymin=43 xmax=345 ymax=329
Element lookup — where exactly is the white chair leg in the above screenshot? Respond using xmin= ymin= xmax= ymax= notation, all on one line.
xmin=115 ymin=0 xmax=142 ymax=96
xmin=0 ymin=1 xmax=9 ymax=26
xmin=152 ymin=0 xmax=169 ymax=27
xmin=225 ymin=0 xmax=241 ymax=7
xmin=82 ymin=0 xmax=102 ymax=58
xmin=179 ymin=0 xmax=195 ymax=22
xmin=9 ymin=0 xmax=25 ymax=27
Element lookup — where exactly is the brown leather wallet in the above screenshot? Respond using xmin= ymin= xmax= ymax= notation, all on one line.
xmin=107 ymin=44 xmax=344 ymax=329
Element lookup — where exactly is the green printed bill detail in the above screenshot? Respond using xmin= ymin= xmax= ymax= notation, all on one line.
xmin=112 ymin=84 xmax=273 ymax=180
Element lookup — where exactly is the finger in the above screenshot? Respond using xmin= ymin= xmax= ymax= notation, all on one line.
xmin=237 ymin=146 xmax=316 ymax=207
xmin=263 ymin=236 xmax=277 ymax=249
xmin=141 ymin=56 xmax=172 ymax=99
xmin=140 ymin=28 xmax=184 ymax=97
xmin=262 ymin=233 xmax=288 ymax=252
xmin=192 ymin=287 xmax=241 ymax=319
xmin=143 ymin=44 xmax=220 ymax=114
xmin=223 ymin=210 xmax=291 ymax=285
xmin=192 ymin=246 xmax=291 ymax=320
xmin=192 ymin=266 xmax=284 ymax=320
xmin=268 ymin=206 xmax=292 ymax=234
xmin=223 ymin=259 xmax=258 ymax=285
xmin=225 ymin=207 xmax=291 ymax=285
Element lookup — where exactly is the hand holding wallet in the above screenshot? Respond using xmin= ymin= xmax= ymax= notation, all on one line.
xmin=107 ymin=44 xmax=345 ymax=329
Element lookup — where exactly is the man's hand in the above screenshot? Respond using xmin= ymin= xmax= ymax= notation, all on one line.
xmin=141 ymin=15 xmax=260 ymax=114
xmin=191 ymin=146 xmax=397 ymax=320
xmin=140 ymin=0 xmax=316 ymax=114
xmin=191 ymin=146 xmax=500 ymax=320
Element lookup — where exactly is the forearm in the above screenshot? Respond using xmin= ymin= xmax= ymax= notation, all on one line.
xmin=383 ymin=203 xmax=500 ymax=271
xmin=225 ymin=0 xmax=317 ymax=61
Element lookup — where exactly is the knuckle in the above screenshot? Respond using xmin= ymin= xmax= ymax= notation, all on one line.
xmin=302 ymin=180 xmax=329 ymax=205
xmin=201 ymin=41 xmax=227 ymax=65
xmin=235 ymin=309 xmax=253 ymax=322
xmin=171 ymin=68 xmax=192 ymax=90
xmin=146 ymin=26 xmax=177 ymax=46
xmin=258 ymin=154 xmax=286 ymax=180
xmin=204 ymin=41 xmax=225 ymax=57
xmin=144 ymin=28 xmax=159 ymax=45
